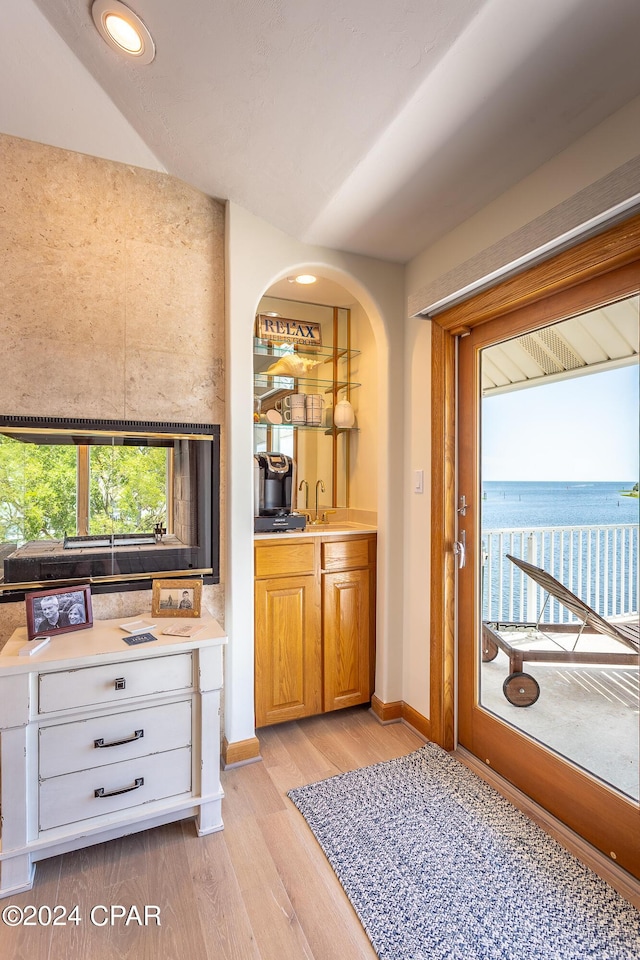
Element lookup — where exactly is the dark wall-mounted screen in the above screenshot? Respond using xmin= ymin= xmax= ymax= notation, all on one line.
xmin=0 ymin=416 xmax=220 ymax=596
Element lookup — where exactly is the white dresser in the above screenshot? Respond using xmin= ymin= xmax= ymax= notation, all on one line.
xmin=0 ymin=615 xmax=227 ymax=899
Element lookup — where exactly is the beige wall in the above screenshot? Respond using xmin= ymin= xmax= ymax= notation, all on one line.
xmin=402 ymin=316 xmax=432 ymax=719
xmin=349 ymin=301 xmax=378 ymax=514
xmin=407 ymin=95 xmax=640 ymax=311
xmin=0 ymin=133 xmax=225 ymax=642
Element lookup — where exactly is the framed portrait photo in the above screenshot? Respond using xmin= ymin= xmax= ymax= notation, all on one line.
xmin=151 ymin=579 xmax=202 ymax=618
xmin=25 ymin=583 xmax=93 ymax=641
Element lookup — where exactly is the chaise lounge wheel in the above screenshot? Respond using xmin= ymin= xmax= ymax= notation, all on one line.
xmin=502 ymin=672 xmax=540 ymax=707
xmin=481 ymin=635 xmax=499 ymax=662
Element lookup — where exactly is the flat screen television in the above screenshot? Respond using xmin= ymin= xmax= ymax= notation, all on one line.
xmin=0 ymin=416 xmax=220 ymax=597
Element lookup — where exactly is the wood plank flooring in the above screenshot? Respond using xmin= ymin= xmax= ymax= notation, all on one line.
xmin=0 ymin=707 xmax=424 ymax=960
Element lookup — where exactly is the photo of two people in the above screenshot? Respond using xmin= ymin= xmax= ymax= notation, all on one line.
xmin=26 ymin=584 xmax=93 ymax=640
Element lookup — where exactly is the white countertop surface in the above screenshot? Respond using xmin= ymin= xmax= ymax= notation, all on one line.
xmin=0 ymin=613 xmax=227 ymax=674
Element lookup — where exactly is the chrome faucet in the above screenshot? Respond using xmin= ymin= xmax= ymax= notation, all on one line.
xmin=314 ymin=479 xmax=325 ymax=523
xmin=298 ymin=478 xmax=309 ymax=511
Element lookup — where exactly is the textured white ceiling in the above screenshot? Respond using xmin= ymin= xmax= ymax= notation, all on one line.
xmin=19 ymin=0 xmax=640 ymax=261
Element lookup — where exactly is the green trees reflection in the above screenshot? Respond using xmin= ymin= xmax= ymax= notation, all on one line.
xmin=0 ymin=437 xmax=167 ymax=544
xmin=89 ymin=446 xmax=167 ymax=535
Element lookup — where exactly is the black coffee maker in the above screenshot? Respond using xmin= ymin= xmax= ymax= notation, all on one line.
xmin=253 ymin=453 xmax=306 ymax=532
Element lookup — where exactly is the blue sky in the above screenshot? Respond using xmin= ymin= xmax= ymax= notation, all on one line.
xmin=482 ymin=363 xmax=639 ymax=482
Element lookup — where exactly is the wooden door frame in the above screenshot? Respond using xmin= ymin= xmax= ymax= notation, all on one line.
xmin=428 ymin=212 xmax=640 ymax=750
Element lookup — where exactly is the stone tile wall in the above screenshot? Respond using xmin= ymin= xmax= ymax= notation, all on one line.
xmin=0 ymin=134 xmax=225 ymax=644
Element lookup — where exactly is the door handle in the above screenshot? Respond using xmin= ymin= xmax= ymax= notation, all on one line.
xmin=453 ymin=530 xmax=466 ymax=569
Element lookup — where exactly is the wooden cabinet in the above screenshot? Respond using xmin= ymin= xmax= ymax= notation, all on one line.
xmin=255 ymin=574 xmax=322 ymax=725
xmin=323 ymin=567 xmax=370 ymax=711
xmin=0 ymin=616 xmax=227 ymax=899
xmin=254 ymin=532 xmax=375 ymax=727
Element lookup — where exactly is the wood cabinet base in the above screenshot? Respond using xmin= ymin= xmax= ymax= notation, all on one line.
xmin=255 ymin=533 xmax=376 ymax=727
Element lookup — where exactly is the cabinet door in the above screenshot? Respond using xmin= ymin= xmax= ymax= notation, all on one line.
xmin=322 ymin=568 xmax=371 ymax=711
xmin=254 ymin=575 xmax=321 ymax=726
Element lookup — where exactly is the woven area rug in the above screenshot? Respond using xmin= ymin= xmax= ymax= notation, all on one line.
xmin=287 ymin=744 xmax=640 ymax=960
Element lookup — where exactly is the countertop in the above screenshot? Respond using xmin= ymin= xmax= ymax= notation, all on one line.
xmin=0 ymin=613 xmax=227 ymax=674
xmin=254 ymin=521 xmax=376 ymax=541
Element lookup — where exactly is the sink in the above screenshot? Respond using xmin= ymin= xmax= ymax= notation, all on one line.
xmin=308 ymin=521 xmax=376 ymax=531
xmin=320 ymin=521 xmax=362 ymax=528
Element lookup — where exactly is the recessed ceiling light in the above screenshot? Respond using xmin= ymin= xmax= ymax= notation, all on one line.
xmin=294 ymin=275 xmax=317 ymax=285
xmin=92 ymin=0 xmax=155 ymax=64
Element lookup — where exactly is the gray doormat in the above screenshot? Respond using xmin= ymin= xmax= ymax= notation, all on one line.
xmin=288 ymin=743 xmax=639 ymax=959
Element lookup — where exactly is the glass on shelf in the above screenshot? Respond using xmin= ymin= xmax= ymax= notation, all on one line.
xmin=253 ymin=421 xmax=351 ymax=431
xmin=253 ymin=337 xmax=359 ymax=362
xmin=253 ymin=374 xmax=360 ymax=391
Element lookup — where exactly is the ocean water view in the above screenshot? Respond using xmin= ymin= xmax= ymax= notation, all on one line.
xmin=481 ymin=480 xmax=639 ymax=530
xmin=480 ymin=481 xmax=639 ymax=622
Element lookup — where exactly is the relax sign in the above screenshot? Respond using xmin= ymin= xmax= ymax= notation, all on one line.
xmin=256 ymin=314 xmax=322 ymax=345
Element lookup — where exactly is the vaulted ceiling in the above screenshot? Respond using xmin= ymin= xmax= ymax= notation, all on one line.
xmin=9 ymin=1 xmax=640 ymax=263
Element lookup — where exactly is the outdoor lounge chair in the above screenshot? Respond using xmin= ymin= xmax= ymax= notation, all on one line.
xmin=482 ymin=553 xmax=639 ymax=707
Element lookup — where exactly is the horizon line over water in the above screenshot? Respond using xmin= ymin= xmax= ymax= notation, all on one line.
xmin=484 ymin=480 xmax=637 ymax=486
xmin=481 ymin=480 xmax=638 ymax=530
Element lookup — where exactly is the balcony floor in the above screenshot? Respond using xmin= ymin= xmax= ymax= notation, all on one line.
xmin=481 ymin=643 xmax=639 ymax=800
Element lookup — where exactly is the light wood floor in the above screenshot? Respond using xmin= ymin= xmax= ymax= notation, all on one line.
xmin=0 ymin=706 xmax=424 ymax=960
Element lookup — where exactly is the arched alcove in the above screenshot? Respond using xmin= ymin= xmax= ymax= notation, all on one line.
xmin=223 ymin=204 xmax=406 ymax=765
xmin=255 ymin=273 xmax=378 ymax=523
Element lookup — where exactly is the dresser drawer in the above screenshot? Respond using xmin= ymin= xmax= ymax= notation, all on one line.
xmin=38 ymin=653 xmax=193 ymax=714
xmin=321 ymin=538 xmax=370 ymax=572
xmin=39 ymin=746 xmax=192 ymax=832
xmin=255 ymin=540 xmax=315 ymax=578
xmin=39 ymin=700 xmax=192 ymax=778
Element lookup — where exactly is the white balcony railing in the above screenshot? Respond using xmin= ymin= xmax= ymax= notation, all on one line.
xmin=482 ymin=524 xmax=639 ymax=624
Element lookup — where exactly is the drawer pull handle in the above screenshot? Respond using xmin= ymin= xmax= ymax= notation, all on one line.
xmin=95 ymin=777 xmax=144 ymax=799
xmin=114 ymin=677 xmax=126 ymax=690
xmin=94 ymin=729 xmax=144 ymax=749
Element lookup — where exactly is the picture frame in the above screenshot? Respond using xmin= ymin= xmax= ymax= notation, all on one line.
xmin=25 ymin=583 xmax=93 ymax=641
xmin=151 ymin=579 xmax=202 ymax=618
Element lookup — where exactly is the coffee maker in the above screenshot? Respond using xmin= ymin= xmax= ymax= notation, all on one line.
xmin=253 ymin=453 xmax=306 ymax=532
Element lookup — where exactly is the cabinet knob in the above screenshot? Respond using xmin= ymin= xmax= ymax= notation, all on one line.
xmin=114 ymin=677 xmax=126 ymax=691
